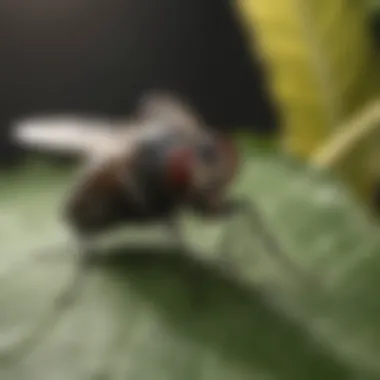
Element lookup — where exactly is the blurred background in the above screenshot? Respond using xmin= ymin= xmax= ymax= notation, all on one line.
xmin=0 ymin=1 xmax=380 ymax=379
xmin=0 ymin=0 xmax=279 ymax=164
xmin=0 ymin=0 xmax=378 ymax=201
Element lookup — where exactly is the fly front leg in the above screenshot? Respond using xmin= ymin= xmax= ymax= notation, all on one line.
xmin=164 ymin=214 xmax=189 ymax=254
xmin=211 ymin=198 xmax=248 ymax=272
xmin=185 ymin=195 xmax=245 ymax=269
xmin=189 ymin=191 xmax=245 ymax=218
xmin=216 ymin=198 xmax=321 ymax=288
xmin=215 ymin=197 xmax=294 ymax=271
xmin=243 ymin=199 xmax=322 ymax=287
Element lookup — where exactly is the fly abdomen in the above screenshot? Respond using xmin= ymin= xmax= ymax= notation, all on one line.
xmin=63 ymin=189 xmax=109 ymax=235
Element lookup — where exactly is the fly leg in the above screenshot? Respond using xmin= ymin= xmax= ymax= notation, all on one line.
xmin=164 ymin=215 xmax=211 ymax=308
xmin=0 ymin=234 xmax=95 ymax=368
xmin=165 ymin=215 xmax=189 ymax=254
xmin=217 ymin=198 xmax=321 ymax=287
xmin=54 ymin=232 xmax=97 ymax=309
xmin=245 ymin=199 xmax=321 ymax=287
xmin=204 ymin=198 xmax=246 ymax=275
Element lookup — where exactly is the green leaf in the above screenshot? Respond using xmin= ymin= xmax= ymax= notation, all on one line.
xmin=0 ymin=154 xmax=379 ymax=379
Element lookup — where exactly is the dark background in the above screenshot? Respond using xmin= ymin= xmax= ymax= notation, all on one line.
xmin=0 ymin=0 xmax=278 ymax=164
xmin=372 ymin=8 xmax=380 ymax=50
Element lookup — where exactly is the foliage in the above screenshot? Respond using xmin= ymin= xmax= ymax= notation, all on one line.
xmin=0 ymin=153 xmax=380 ymax=379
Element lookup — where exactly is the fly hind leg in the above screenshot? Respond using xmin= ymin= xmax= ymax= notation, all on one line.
xmin=55 ymin=230 xmax=97 ymax=308
xmin=0 ymin=232 xmax=95 ymax=369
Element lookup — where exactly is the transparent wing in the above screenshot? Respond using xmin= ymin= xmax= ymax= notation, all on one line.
xmin=136 ymin=91 xmax=206 ymax=133
xmin=11 ymin=115 xmax=129 ymax=157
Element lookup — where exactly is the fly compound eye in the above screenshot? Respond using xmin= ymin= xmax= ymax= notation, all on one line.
xmin=165 ymin=146 xmax=194 ymax=189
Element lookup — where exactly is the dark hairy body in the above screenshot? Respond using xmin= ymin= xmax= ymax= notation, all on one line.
xmin=64 ymin=128 xmax=228 ymax=237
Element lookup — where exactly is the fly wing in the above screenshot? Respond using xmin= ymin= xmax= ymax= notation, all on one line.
xmin=11 ymin=115 xmax=137 ymax=158
xmin=136 ymin=91 xmax=207 ymax=136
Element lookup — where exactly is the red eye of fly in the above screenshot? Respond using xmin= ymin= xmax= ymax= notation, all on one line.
xmin=165 ymin=147 xmax=194 ymax=189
